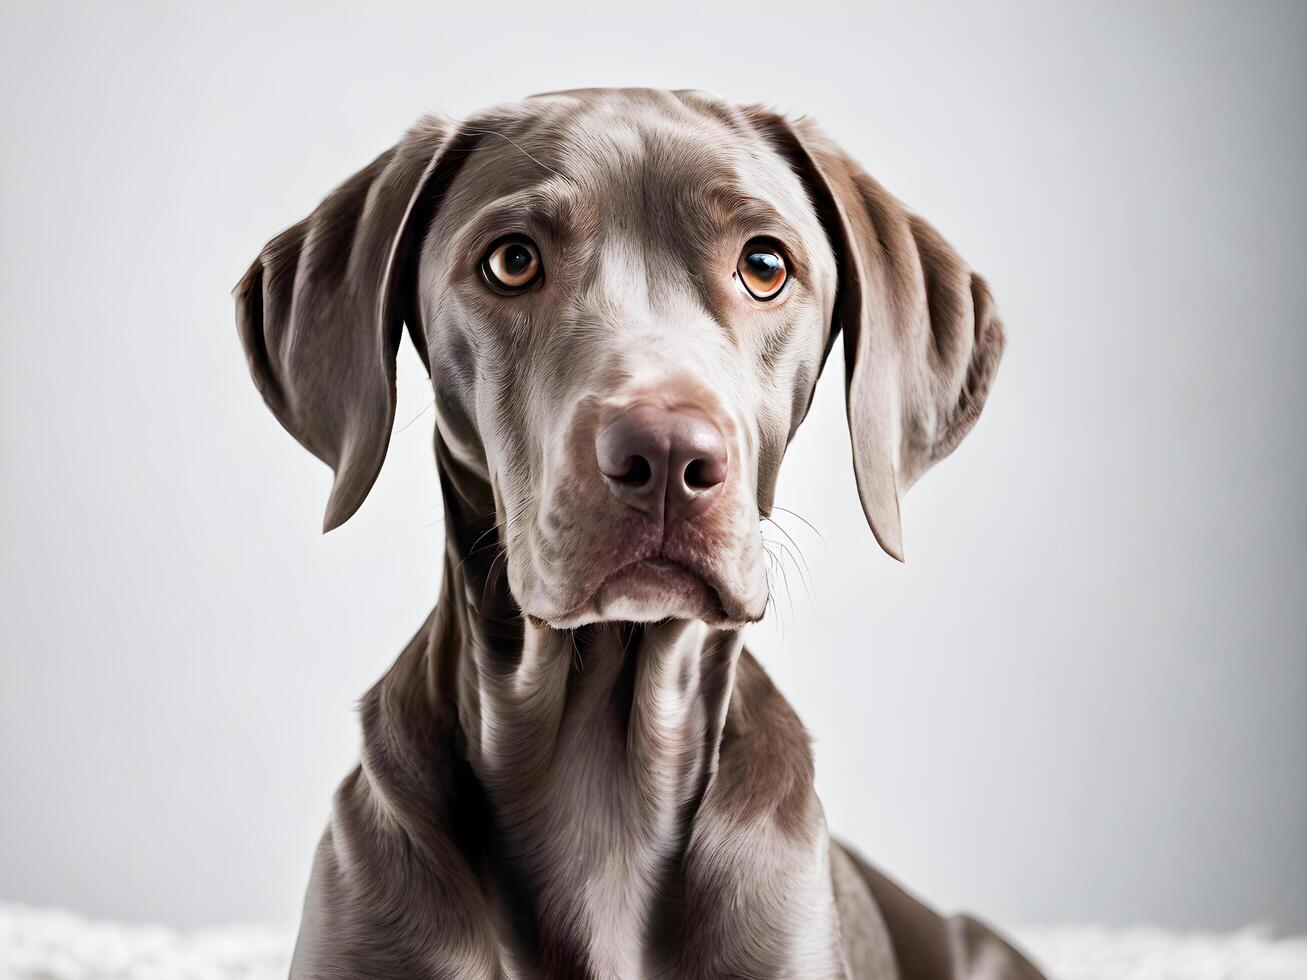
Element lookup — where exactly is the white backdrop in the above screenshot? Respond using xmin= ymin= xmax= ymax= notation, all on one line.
xmin=1 ymin=0 xmax=1304 ymax=934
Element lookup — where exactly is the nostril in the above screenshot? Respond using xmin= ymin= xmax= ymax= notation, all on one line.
xmin=615 ymin=455 xmax=653 ymax=486
xmin=683 ymin=458 xmax=723 ymax=490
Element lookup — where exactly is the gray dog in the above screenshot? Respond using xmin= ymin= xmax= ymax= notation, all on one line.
xmin=236 ymin=88 xmax=1043 ymax=980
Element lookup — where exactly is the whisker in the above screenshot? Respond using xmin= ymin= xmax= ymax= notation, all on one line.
xmin=397 ymin=398 xmax=434 ymax=433
xmin=763 ymin=516 xmax=814 ymax=592
xmin=775 ymin=538 xmax=816 ymax=615
xmin=454 ymin=525 xmax=501 ymax=576
xmin=763 ymin=532 xmax=816 ymax=622
xmin=771 ymin=505 xmax=828 ymax=555
xmin=479 ymin=547 xmax=510 ymax=610
xmin=427 ymin=109 xmax=576 ymax=186
xmin=760 ymin=538 xmax=795 ymax=626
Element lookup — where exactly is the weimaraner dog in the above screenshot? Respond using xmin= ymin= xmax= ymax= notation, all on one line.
xmin=236 ymin=88 xmax=1043 ymax=980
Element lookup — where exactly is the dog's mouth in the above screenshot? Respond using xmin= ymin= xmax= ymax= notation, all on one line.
xmin=543 ymin=551 xmax=745 ymax=629
xmin=602 ymin=555 xmax=720 ymax=606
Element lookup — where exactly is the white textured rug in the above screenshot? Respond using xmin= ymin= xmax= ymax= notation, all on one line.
xmin=2 ymin=904 xmax=1306 ymax=980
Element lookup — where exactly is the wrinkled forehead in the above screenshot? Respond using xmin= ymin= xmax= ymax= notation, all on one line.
xmin=434 ymin=90 xmax=825 ymax=256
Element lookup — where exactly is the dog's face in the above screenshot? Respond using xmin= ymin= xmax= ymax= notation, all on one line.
xmin=236 ymin=89 xmax=1004 ymax=629
xmin=419 ymin=93 xmax=837 ymax=627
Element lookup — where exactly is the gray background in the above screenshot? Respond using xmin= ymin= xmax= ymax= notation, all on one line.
xmin=2 ymin=0 xmax=1304 ymax=935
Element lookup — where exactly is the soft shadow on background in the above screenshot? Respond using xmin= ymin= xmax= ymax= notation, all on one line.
xmin=1 ymin=0 xmax=1304 ymax=934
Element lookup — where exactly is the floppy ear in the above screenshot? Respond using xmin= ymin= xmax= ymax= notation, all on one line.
xmin=749 ymin=111 xmax=1005 ymax=561
xmin=234 ymin=117 xmax=476 ymax=531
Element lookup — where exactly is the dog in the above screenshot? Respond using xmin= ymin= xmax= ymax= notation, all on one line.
xmin=236 ymin=88 xmax=1043 ymax=980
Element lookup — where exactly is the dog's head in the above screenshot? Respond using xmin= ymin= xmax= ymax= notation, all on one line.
xmin=236 ymin=89 xmax=1003 ymax=629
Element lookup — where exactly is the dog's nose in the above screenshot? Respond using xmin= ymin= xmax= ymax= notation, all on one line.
xmin=596 ymin=405 xmax=728 ymax=523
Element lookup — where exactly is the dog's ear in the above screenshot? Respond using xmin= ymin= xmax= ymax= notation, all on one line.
xmin=748 ymin=111 xmax=1005 ymax=561
xmin=234 ymin=117 xmax=476 ymax=531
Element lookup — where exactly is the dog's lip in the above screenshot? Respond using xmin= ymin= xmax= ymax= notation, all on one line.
xmin=528 ymin=546 xmax=763 ymax=629
xmin=600 ymin=554 xmax=718 ymax=596
xmin=555 ymin=551 xmax=739 ymax=626
xmin=621 ymin=556 xmax=695 ymax=576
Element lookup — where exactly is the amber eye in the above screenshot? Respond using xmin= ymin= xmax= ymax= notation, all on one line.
xmin=736 ymin=242 xmax=788 ymax=301
xmin=482 ymin=236 xmax=542 ymax=293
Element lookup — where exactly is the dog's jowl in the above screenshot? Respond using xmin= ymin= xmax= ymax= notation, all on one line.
xmin=236 ymin=88 xmax=1042 ymax=980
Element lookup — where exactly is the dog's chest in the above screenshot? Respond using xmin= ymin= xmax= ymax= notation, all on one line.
xmin=496 ymin=666 xmax=704 ymax=977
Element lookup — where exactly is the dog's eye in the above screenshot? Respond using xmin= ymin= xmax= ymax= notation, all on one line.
xmin=736 ymin=242 xmax=787 ymax=301
xmin=482 ymin=236 xmax=542 ymax=293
